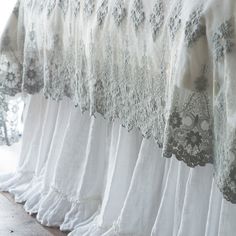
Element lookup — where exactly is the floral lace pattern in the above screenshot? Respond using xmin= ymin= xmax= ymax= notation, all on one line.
xmin=84 ymin=0 xmax=95 ymax=16
xmin=212 ymin=18 xmax=235 ymax=61
xmin=150 ymin=1 xmax=164 ymax=41
xmin=73 ymin=0 xmax=81 ymax=17
xmin=1 ymin=0 xmax=236 ymax=203
xmin=131 ymin=0 xmax=145 ymax=30
xmin=112 ymin=0 xmax=126 ymax=26
xmin=47 ymin=0 xmax=56 ymax=16
xmin=58 ymin=0 xmax=69 ymax=16
xmin=168 ymin=1 xmax=182 ymax=40
xmin=0 ymin=92 xmax=22 ymax=146
xmin=185 ymin=5 xmax=206 ymax=47
xmin=164 ymin=87 xmax=213 ymax=167
xmin=97 ymin=0 xmax=109 ymax=25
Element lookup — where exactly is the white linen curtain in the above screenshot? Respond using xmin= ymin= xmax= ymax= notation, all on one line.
xmin=1 ymin=93 xmax=236 ymax=236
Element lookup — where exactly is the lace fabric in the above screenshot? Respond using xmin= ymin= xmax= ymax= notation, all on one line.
xmin=0 ymin=92 xmax=22 ymax=146
xmin=0 ymin=0 xmax=236 ymax=203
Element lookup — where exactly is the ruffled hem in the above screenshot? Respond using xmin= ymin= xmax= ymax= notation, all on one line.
xmin=1 ymin=93 xmax=236 ymax=236
xmin=0 ymin=171 xmax=104 ymax=233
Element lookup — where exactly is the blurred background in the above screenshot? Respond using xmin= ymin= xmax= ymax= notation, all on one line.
xmin=0 ymin=0 xmax=21 ymax=173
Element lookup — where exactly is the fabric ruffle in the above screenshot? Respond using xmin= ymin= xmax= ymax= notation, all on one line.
xmin=1 ymin=93 xmax=236 ymax=236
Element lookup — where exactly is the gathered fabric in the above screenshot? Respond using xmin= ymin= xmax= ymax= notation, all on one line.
xmin=1 ymin=0 xmax=236 ymax=202
xmin=1 ymin=93 xmax=236 ymax=236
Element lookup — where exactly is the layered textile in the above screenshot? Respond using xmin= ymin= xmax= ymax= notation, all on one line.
xmin=1 ymin=0 xmax=236 ymax=202
xmin=0 ymin=94 xmax=23 ymax=146
xmin=1 ymin=93 xmax=236 ymax=236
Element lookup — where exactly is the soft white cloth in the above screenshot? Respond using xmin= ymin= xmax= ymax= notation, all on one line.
xmin=1 ymin=0 xmax=236 ymax=202
xmin=1 ymin=93 xmax=236 ymax=236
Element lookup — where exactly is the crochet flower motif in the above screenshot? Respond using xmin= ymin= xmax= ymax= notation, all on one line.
xmin=150 ymin=1 xmax=164 ymax=41
xmin=84 ymin=0 xmax=95 ymax=16
xmin=97 ymin=0 xmax=109 ymax=25
xmin=5 ymin=71 xmax=17 ymax=88
xmin=212 ymin=18 xmax=235 ymax=61
xmin=185 ymin=5 xmax=206 ymax=47
xmin=186 ymin=130 xmax=202 ymax=148
xmin=25 ymin=60 xmax=39 ymax=84
xmin=23 ymin=53 xmax=43 ymax=93
xmin=168 ymin=1 xmax=182 ymax=40
xmin=47 ymin=0 xmax=56 ymax=16
xmin=131 ymin=0 xmax=145 ymax=30
xmin=169 ymin=111 xmax=182 ymax=129
xmin=0 ymin=60 xmax=22 ymax=98
xmin=112 ymin=0 xmax=126 ymax=26
xmin=58 ymin=0 xmax=69 ymax=16
xmin=73 ymin=0 xmax=81 ymax=17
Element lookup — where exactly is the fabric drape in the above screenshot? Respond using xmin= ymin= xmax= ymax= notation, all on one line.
xmin=1 ymin=93 xmax=236 ymax=236
xmin=1 ymin=0 xmax=236 ymax=203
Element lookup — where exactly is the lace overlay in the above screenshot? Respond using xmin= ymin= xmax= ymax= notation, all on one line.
xmin=84 ymin=0 xmax=95 ymax=16
xmin=1 ymin=0 xmax=236 ymax=203
xmin=149 ymin=1 xmax=164 ymax=41
xmin=184 ymin=5 xmax=206 ymax=47
xmin=131 ymin=0 xmax=145 ymax=30
xmin=0 ymin=93 xmax=22 ymax=146
xmin=97 ymin=0 xmax=109 ymax=25
xmin=112 ymin=0 xmax=126 ymax=26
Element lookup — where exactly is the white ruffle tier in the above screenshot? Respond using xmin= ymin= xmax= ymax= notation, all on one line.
xmin=1 ymin=93 xmax=236 ymax=236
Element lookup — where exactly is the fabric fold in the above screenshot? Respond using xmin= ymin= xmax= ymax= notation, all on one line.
xmin=1 ymin=93 xmax=236 ymax=235
xmin=1 ymin=0 xmax=236 ymax=202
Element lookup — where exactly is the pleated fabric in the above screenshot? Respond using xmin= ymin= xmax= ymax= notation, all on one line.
xmin=1 ymin=93 xmax=236 ymax=236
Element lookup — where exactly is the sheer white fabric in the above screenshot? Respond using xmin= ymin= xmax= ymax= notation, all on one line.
xmin=1 ymin=94 xmax=236 ymax=236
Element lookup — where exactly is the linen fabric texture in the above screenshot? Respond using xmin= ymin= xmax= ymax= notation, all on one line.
xmin=1 ymin=93 xmax=236 ymax=236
